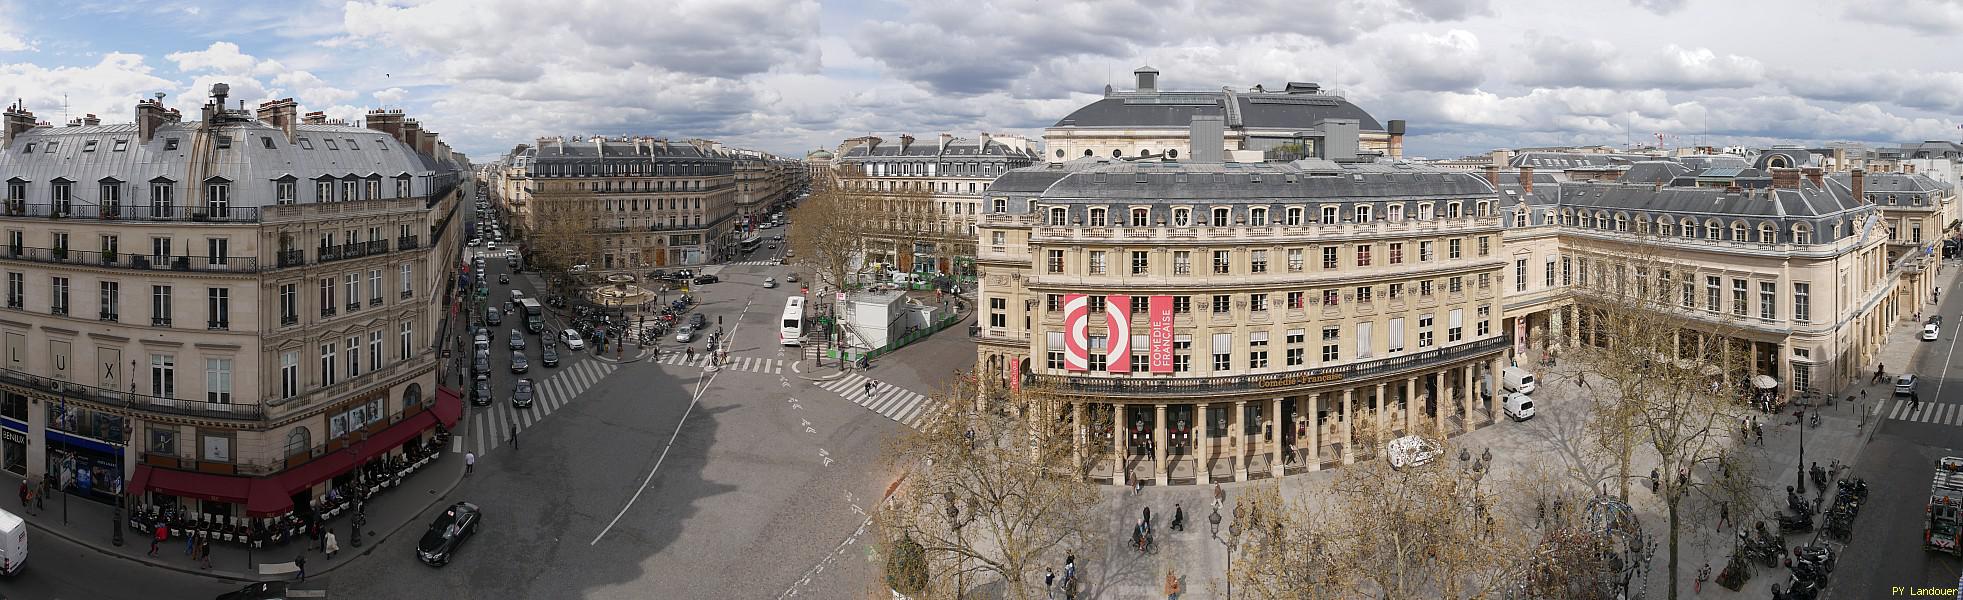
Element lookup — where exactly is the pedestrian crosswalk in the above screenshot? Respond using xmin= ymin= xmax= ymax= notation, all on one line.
xmin=1884 ymin=397 xmax=1963 ymax=426
xmin=813 ymin=373 xmax=943 ymax=429
xmin=727 ymin=259 xmax=782 ymax=266
xmin=463 ymin=358 xmax=618 ymax=456
xmin=651 ymin=351 xmax=786 ymax=374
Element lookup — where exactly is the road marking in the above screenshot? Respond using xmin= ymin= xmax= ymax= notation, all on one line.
xmin=591 ymin=319 xmax=741 ymax=546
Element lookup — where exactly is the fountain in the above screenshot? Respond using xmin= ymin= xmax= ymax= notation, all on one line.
xmin=587 ymin=274 xmax=657 ymax=311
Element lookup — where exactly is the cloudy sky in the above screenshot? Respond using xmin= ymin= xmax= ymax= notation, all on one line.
xmin=1 ymin=0 xmax=1960 ymax=162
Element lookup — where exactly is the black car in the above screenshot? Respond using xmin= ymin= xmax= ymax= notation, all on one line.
xmin=694 ymin=274 xmax=719 ymax=285
xmin=471 ymin=378 xmax=492 ymax=406
xmin=509 ymin=352 xmax=529 ymax=373
xmin=417 ymin=502 xmax=481 ymax=566
xmin=473 ymin=354 xmax=491 ymax=376
xmin=215 ymin=582 xmax=290 ymax=600
xmin=512 ymin=379 xmax=534 ymax=408
xmin=541 ymin=344 xmax=560 ymax=367
xmin=509 ymin=329 xmax=526 ymax=351
xmin=689 ymin=312 xmax=708 ymax=329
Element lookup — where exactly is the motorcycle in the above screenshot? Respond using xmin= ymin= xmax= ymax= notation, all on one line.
xmin=1776 ymin=512 xmax=1813 ymax=533
xmin=1790 ymin=543 xmax=1836 ymax=572
xmin=1772 ymin=578 xmax=1822 ymax=600
xmin=1809 ymin=412 xmax=1821 ymax=428
xmin=1810 ymin=464 xmax=1828 ymax=489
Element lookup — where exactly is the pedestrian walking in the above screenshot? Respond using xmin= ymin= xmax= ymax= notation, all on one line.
xmin=1650 ymin=468 xmax=1660 ymax=493
xmin=863 ymin=380 xmax=876 ymax=400
xmin=295 ymin=554 xmax=307 ymax=581
xmin=186 ymin=525 xmax=200 ymax=555
xmin=1045 ymin=568 xmax=1057 ymax=600
xmin=1132 ymin=471 xmax=1143 ymax=495
xmin=1718 ymin=500 xmax=1729 ymax=530
xmin=1165 ymin=568 xmax=1183 ymax=598
xmin=1911 ymin=392 xmax=1922 ymax=413
xmin=149 ymin=523 xmax=165 ymax=556
xmin=15 ymin=479 xmax=25 ymax=510
xmin=509 ymin=423 xmax=519 ymax=450
xmin=1212 ymin=483 xmax=1225 ymax=510
xmin=1695 ymin=563 xmax=1710 ymax=593
xmin=1172 ymin=503 xmax=1185 ymax=531
xmin=34 ymin=479 xmax=44 ymax=511
xmin=324 ymin=530 xmax=340 ymax=559
xmin=1142 ymin=506 xmax=1152 ymax=530
xmin=464 ymin=451 xmax=476 ymax=474
xmin=199 ymin=536 xmax=214 ymax=570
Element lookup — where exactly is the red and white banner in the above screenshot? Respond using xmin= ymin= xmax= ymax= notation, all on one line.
xmin=1063 ymin=294 xmax=1089 ymax=371
xmin=1148 ymin=295 xmax=1175 ymax=373
xmin=1106 ymin=294 xmax=1131 ymax=373
xmin=1010 ymin=358 xmax=1021 ymax=392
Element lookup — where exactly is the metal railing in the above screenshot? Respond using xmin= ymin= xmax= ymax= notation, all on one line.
xmin=1032 ymin=336 xmax=1508 ymax=396
xmin=0 ymin=365 xmax=262 ymax=421
xmin=2 ymin=201 xmax=260 ymax=223
xmin=0 ymin=246 xmax=260 ymax=273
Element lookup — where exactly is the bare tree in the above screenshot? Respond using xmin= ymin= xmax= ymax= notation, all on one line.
xmin=1557 ymin=234 xmax=1761 ymax=600
xmin=875 ymin=377 xmax=1107 ymax=600
xmin=786 ymin=184 xmax=867 ymax=296
xmin=525 ymin=195 xmax=603 ymax=276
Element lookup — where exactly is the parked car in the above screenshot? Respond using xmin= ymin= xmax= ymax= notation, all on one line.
xmin=472 ymin=354 xmax=490 ymax=376
xmin=471 ymin=378 xmax=492 ymax=406
xmin=540 ymin=344 xmax=560 ymax=367
xmin=562 ymin=329 xmax=586 ymax=350
xmin=675 ymin=325 xmax=696 ymax=343
xmin=417 ymin=502 xmax=481 ymax=567
xmin=1925 ymin=323 xmax=1941 ymax=342
xmin=1503 ymin=392 xmax=1536 ymax=421
xmin=1386 ymin=435 xmax=1442 ymax=470
xmin=509 ymin=352 xmax=529 ymax=373
xmin=512 ymin=379 xmax=534 ymax=408
xmin=509 ymin=329 xmax=526 ymax=351
xmin=1896 ymin=373 xmax=1920 ymax=396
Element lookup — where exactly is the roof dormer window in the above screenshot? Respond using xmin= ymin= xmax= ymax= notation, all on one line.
xmin=112 ymin=138 xmax=128 ymax=152
xmin=82 ymin=139 xmax=98 ymax=152
xmin=164 ymin=138 xmax=179 ymax=151
xmin=345 ymin=139 xmax=359 ymax=150
xmin=297 ymin=138 xmax=313 ymax=150
xmin=215 ymin=135 xmax=231 ymax=149
xmin=323 ymin=139 xmax=338 ymax=150
xmin=20 ymin=142 xmax=34 ymax=154
xmin=42 ymin=141 xmax=56 ymax=153
xmin=261 ymin=136 xmax=276 ymax=149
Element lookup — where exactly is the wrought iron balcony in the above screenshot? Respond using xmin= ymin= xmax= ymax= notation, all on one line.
xmin=1 ymin=201 xmax=260 ymax=223
xmin=1031 ymin=336 xmax=1509 ymax=397
xmin=0 ymin=246 xmax=258 ymax=273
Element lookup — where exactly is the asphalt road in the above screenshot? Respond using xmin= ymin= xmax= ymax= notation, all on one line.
xmin=1827 ymin=266 xmax=1963 ymax=599
xmin=0 ymin=528 xmax=244 ymax=600
xmin=312 ymin=221 xmax=914 ymax=599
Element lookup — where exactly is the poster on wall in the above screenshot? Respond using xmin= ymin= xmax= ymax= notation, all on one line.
xmin=1063 ymin=294 xmax=1089 ymax=371
xmin=1106 ymin=294 xmax=1131 ymax=373
xmin=1148 ymin=295 xmax=1175 ymax=373
xmin=1010 ymin=359 xmax=1021 ymax=393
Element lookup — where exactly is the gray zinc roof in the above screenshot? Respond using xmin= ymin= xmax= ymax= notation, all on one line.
xmin=1052 ymin=94 xmax=1383 ymax=131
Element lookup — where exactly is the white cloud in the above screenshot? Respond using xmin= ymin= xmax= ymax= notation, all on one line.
xmin=1511 ymin=33 xmax=1765 ymax=90
xmin=165 ymin=41 xmax=283 ymax=76
xmin=0 ymin=53 xmax=174 ymax=122
xmin=1845 ymin=0 xmax=1963 ymax=34
xmin=372 ymin=87 xmax=408 ymax=106
xmin=1371 ymin=29 xmax=1485 ymax=92
xmin=272 ymin=70 xmax=356 ymax=106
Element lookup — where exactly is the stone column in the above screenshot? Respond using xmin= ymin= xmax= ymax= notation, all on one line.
xmin=1341 ymin=388 xmax=1355 ymax=464
xmin=1112 ymin=402 xmax=1125 ymax=483
xmin=1439 ymin=368 xmax=1453 ymax=432
xmin=1271 ymin=397 xmax=1285 ymax=478
xmin=1196 ymin=402 xmax=1212 ymax=484
xmin=1404 ymin=376 xmax=1419 ymax=434
xmin=1463 ymin=363 xmax=1477 ymax=427
xmin=1153 ymin=403 xmax=1169 ymax=486
xmin=1072 ymin=401 xmax=1086 ymax=464
xmin=1306 ymin=393 xmax=1321 ymax=470
xmin=1490 ymin=356 xmax=1505 ymax=419
xmin=1375 ymin=382 xmax=1390 ymax=439
xmin=1232 ymin=400 xmax=1247 ymax=481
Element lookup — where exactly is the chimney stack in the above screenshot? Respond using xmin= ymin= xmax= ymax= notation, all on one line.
xmin=1800 ymin=166 xmax=1825 ymax=188
xmin=1770 ymin=167 xmax=1802 ymax=190
xmin=978 ymin=132 xmax=992 ymax=152
xmin=365 ymin=109 xmax=405 ymax=145
xmin=898 ymin=134 xmax=914 ymax=152
xmin=2 ymin=101 xmax=35 ymax=150
xmin=81 ymin=114 xmax=99 ymax=126
xmin=258 ymin=98 xmax=299 ymax=143
xmin=938 ymin=132 xmax=953 ymax=152
xmin=1134 ymin=66 xmax=1159 ymax=94
xmin=1851 ymin=168 xmax=1866 ymax=202
xmin=1518 ymin=166 xmax=1535 ymax=195
xmin=1483 ymin=165 xmax=1501 ymax=190
xmin=301 ymin=111 xmax=328 ymax=125
xmin=134 ymin=98 xmax=167 ymax=143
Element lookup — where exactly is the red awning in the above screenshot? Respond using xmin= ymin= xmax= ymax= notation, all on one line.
xmin=134 ymin=404 xmax=446 ymax=517
xmin=432 ymin=386 xmax=462 ymax=428
xmin=138 ymin=464 xmax=251 ymax=504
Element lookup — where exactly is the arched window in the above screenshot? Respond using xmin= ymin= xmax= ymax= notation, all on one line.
xmin=1658 ymin=217 xmax=1674 ymax=236
xmin=1130 ymin=207 xmax=1150 ymax=227
xmin=1560 ymin=209 xmax=1573 ymax=225
xmin=1172 ymin=208 xmax=1191 ymax=226
xmin=1681 ymin=219 xmax=1695 ymax=238
xmin=1730 ymin=222 xmax=1746 ymax=241
xmin=1635 ymin=215 xmax=1651 ymax=234
xmin=1614 ymin=214 xmax=1628 ymax=231
xmin=403 ymin=383 xmax=422 ymax=409
xmin=285 ymin=426 xmax=311 ymax=458
xmin=1285 ymin=206 xmax=1304 ymax=226
xmin=1794 ymin=224 xmax=1812 ymax=244
xmin=1705 ymin=220 xmax=1721 ymax=240
xmin=1759 ymin=223 xmax=1776 ymax=244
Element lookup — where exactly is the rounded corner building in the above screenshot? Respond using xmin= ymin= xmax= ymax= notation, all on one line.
xmin=0 ymin=84 xmax=467 ymax=531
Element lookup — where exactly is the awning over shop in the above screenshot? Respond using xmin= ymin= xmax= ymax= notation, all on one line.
xmin=132 ymin=398 xmax=450 ymax=517
xmin=136 ymin=464 xmax=250 ymax=505
xmin=1752 ymin=375 xmax=1780 ymax=390
xmin=433 ymin=386 xmax=462 ymax=428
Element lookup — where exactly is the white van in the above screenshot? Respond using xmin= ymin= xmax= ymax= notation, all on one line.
xmin=0 ymin=507 xmax=26 ymax=574
xmin=1502 ymin=366 xmax=1537 ymax=394
xmin=1504 ymin=392 xmax=1536 ymax=421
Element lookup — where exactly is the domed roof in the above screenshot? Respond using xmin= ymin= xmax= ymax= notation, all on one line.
xmin=806 ymin=148 xmax=834 ymax=159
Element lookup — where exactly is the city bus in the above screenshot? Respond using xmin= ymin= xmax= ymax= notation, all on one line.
xmin=739 ymin=236 xmax=762 ymax=254
xmin=780 ymin=296 xmax=804 ymax=346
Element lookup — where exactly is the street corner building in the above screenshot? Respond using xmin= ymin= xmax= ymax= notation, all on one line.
xmin=827 ymin=131 xmax=1040 ymax=282
xmin=971 ymin=67 xmax=1942 ymax=486
xmin=489 ymin=135 xmax=755 ymax=272
xmin=0 ymin=84 xmax=467 ymax=531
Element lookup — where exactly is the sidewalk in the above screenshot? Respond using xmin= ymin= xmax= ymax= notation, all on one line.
xmin=1075 ymin=320 xmax=1931 ymax=599
xmin=791 ymin=289 xmax=976 ymax=386
xmin=3 ymin=452 xmax=466 ymax=583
